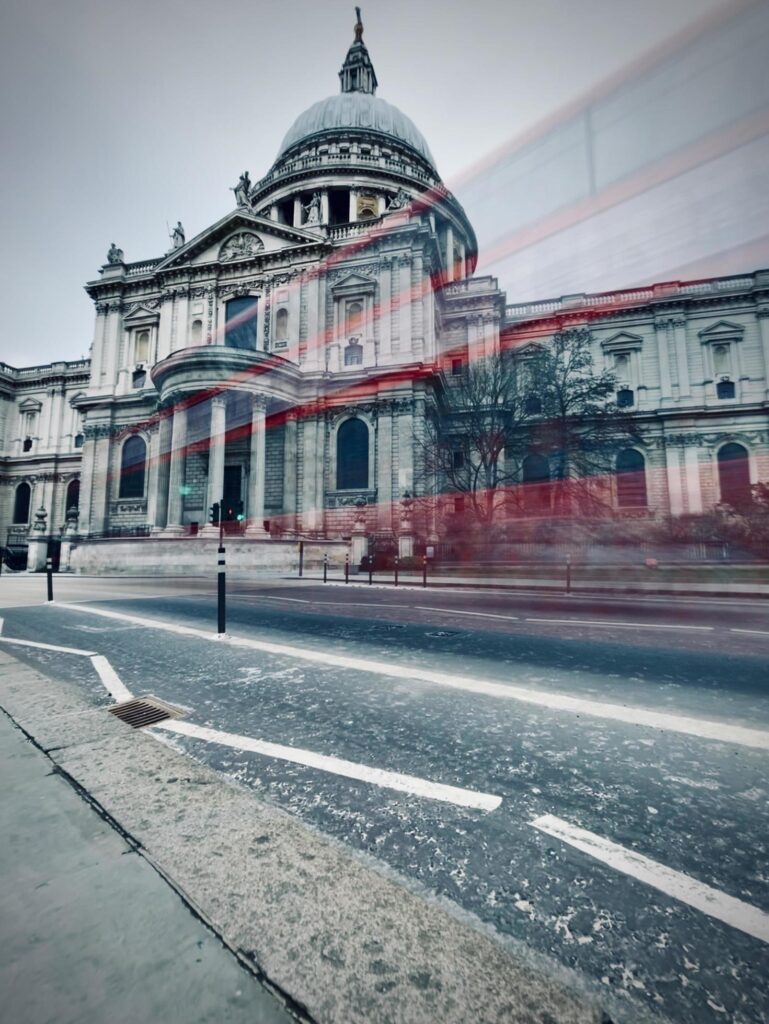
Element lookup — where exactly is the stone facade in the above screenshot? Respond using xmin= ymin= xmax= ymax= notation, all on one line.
xmin=1 ymin=18 xmax=768 ymax=567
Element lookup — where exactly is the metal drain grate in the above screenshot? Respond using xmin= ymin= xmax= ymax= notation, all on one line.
xmin=107 ymin=696 xmax=185 ymax=729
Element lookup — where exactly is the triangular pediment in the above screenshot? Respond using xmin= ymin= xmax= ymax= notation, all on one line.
xmin=19 ymin=397 xmax=42 ymax=412
xmin=601 ymin=330 xmax=644 ymax=350
xmin=698 ymin=320 xmax=744 ymax=339
xmin=124 ymin=302 xmax=159 ymax=321
xmin=153 ymin=209 xmax=326 ymax=272
xmin=331 ymin=272 xmax=377 ymax=293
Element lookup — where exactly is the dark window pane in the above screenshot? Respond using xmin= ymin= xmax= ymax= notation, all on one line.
xmin=74 ymin=433 xmax=84 ymax=448
xmin=617 ymin=388 xmax=634 ymax=408
xmin=522 ymin=454 xmax=551 ymax=512
xmin=344 ymin=343 xmax=362 ymax=366
xmin=616 ymin=449 xmax=647 ymax=507
xmin=66 ymin=480 xmax=80 ymax=511
xmin=716 ymin=380 xmax=735 ymax=400
xmin=119 ymin=436 xmax=146 ymax=498
xmin=451 ymin=358 xmax=463 ymax=376
xmin=22 ymin=437 xmax=32 ymax=452
xmin=336 ymin=418 xmax=369 ymax=490
xmin=718 ymin=443 xmax=750 ymax=506
xmin=524 ymin=395 xmax=542 ymax=415
xmin=225 ymin=297 xmax=258 ymax=350
xmin=13 ymin=482 xmax=31 ymax=523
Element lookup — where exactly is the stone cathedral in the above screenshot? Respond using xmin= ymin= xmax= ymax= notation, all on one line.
xmin=1 ymin=13 xmax=768 ymax=572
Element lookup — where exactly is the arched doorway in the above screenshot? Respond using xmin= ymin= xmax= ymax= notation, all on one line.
xmin=718 ymin=443 xmax=751 ymax=507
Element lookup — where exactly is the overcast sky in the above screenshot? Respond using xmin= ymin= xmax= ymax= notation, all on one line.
xmin=0 ymin=0 xmax=749 ymax=366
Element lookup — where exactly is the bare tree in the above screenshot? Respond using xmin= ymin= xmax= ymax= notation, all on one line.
xmin=417 ymin=352 xmax=530 ymax=526
xmin=524 ymin=327 xmax=641 ymax=513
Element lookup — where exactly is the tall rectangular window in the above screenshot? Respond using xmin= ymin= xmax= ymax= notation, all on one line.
xmin=225 ymin=297 xmax=258 ymax=350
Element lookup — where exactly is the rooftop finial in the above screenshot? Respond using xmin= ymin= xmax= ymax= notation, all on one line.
xmin=339 ymin=8 xmax=377 ymax=94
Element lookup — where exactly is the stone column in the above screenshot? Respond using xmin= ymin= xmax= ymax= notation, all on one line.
xmin=654 ymin=318 xmax=673 ymax=402
xmin=282 ymin=411 xmax=298 ymax=534
xmin=665 ymin=446 xmax=684 ymax=516
xmin=293 ymin=197 xmax=303 ymax=228
xmin=397 ymin=402 xmax=414 ymax=495
xmin=202 ymin=395 xmax=227 ymax=535
xmin=684 ymin=446 xmax=703 ymax=514
xmin=376 ymin=404 xmax=394 ymax=530
xmin=349 ymin=190 xmax=358 ymax=222
xmin=445 ymin=225 xmax=455 ymax=283
xmin=246 ymin=396 xmax=268 ymax=535
xmin=89 ymin=432 xmax=112 ymax=537
xmin=672 ymin=315 xmax=690 ymax=398
xmin=379 ymin=258 xmax=392 ymax=360
xmin=152 ymin=413 xmax=173 ymax=531
xmin=758 ymin=307 xmax=769 ymax=399
xmin=163 ymin=402 xmax=188 ymax=534
xmin=301 ymin=417 xmax=318 ymax=533
xmin=145 ymin=424 xmax=161 ymax=527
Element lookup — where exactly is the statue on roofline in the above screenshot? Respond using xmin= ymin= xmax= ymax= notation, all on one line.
xmin=231 ymin=171 xmax=252 ymax=209
xmin=106 ymin=242 xmax=124 ymax=264
xmin=170 ymin=221 xmax=185 ymax=249
xmin=304 ymin=192 xmax=321 ymax=225
xmin=354 ymin=7 xmax=363 ymax=41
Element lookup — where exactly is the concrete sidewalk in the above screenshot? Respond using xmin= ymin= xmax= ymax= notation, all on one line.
xmin=0 ymin=701 xmax=294 ymax=1024
xmin=0 ymin=649 xmax=617 ymax=1024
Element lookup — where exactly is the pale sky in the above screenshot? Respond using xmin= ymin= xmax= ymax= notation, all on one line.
xmin=0 ymin=0 xmax=756 ymax=367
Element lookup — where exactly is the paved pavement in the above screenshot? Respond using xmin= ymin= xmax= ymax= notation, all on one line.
xmin=0 ymin=647 xmax=612 ymax=1024
xmin=0 ymin=680 xmax=293 ymax=1024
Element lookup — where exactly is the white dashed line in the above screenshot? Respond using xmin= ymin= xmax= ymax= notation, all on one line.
xmin=525 ymin=618 xmax=714 ymax=631
xmin=531 ymin=814 xmax=769 ymax=944
xmin=731 ymin=628 xmax=769 ymax=637
xmin=158 ymin=719 xmax=501 ymax=811
xmin=416 ymin=607 xmax=519 ymax=621
xmin=55 ymin=604 xmax=769 ymax=749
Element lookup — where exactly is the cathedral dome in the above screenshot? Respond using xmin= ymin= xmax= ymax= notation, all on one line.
xmin=277 ymin=92 xmax=435 ymax=167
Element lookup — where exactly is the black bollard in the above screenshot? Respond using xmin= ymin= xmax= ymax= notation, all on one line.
xmin=298 ymin=540 xmax=304 ymax=578
xmin=323 ymin=554 xmax=328 ymax=583
xmin=394 ymin=555 xmax=399 ymax=587
xmin=422 ymin=555 xmax=428 ymax=588
xmin=46 ymin=557 xmax=53 ymax=602
xmin=565 ymin=554 xmax=572 ymax=595
xmin=344 ymin=554 xmax=349 ymax=584
xmin=217 ymin=545 xmax=226 ymax=635
xmin=368 ymin=556 xmax=373 ymax=586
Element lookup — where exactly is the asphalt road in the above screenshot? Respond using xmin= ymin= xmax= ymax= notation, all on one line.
xmin=1 ymin=574 xmax=768 ymax=1024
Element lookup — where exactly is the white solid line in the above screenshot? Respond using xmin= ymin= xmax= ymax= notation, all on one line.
xmin=56 ymin=604 xmax=769 ymax=750
xmin=158 ymin=718 xmax=501 ymax=811
xmin=90 ymin=654 xmax=133 ymax=703
xmin=0 ymin=636 xmax=97 ymax=656
xmin=731 ymin=628 xmax=769 ymax=637
xmin=525 ymin=618 xmax=713 ymax=632
xmin=246 ymin=595 xmax=310 ymax=604
xmin=417 ymin=606 xmax=519 ymax=621
xmin=531 ymin=814 xmax=769 ymax=944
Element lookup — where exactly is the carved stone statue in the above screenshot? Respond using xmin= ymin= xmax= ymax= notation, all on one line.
xmin=231 ymin=171 xmax=252 ymax=208
xmin=219 ymin=231 xmax=264 ymax=262
xmin=387 ymin=189 xmax=411 ymax=212
xmin=354 ymin=6 xmax=363 ymax=41
xmin=171 ymin=221 xmax=185 ymax=249
xmin=106 ymin=242 xmax=124 ymax=264
xmin=304 ymin=192 xmax=321 ymax=225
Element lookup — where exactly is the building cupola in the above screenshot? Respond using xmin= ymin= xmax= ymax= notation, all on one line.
xmin=338 ymin=7 xmax=378 ymax=95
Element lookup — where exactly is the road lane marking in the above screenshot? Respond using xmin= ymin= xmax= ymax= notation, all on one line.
xmin=531 ymin=814 xmax=769 ymax=944
xmin=731 ymin=628 xmax=769 ymax=637
xmin=243 ymin=595 xmax=310 ymax=603
xmin=0 ymin=620 xmax=499 ymax=811
xmin=417 ymin=607 xmax=519 ymax=621
xmin=0 ymin=636 xmax=98 ymax=656
xmin=157 ymin=719 xmax=501 ymax=811
xmin=55 ymin=604 xmax=769 ymax=750
xmin=525 ymin=618 xmax=714 ymax=631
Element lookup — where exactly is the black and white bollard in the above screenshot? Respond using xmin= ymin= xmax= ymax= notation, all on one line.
xmin=46 ymin=557 xmax=54 ymax=602
xmin=217 ymin=544 xmax=226 ymax=635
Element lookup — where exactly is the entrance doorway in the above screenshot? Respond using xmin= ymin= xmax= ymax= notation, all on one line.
xmin=222 ymin=465 xmax=243 ymax=522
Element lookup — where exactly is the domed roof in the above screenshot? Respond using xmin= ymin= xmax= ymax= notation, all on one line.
xmin=277 ymin=92 xmax=435 ymax=167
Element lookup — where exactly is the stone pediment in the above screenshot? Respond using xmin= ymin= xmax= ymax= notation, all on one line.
xmin=153 ymin=210 xmax=326 ymax=272
xmin=123 ymin=302 xmax=160 ymax=322
xmin=698 ymin=320 xmax=744 ymax=340
xmin=601 ymin=330 xmax=644 ymax=351
xmin=331 ymin=272 xmax=377 ymax=294
xmin=18 ymin=397 xmax=42 ymax=412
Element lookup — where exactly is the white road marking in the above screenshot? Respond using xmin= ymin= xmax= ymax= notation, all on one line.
xmin=731 ymin=628 xmax=769 ymax=637
xmin=0 ymin=636 xmax=97 ymax=656
xmin=525 ymin=618 xmax=714 ymax=632
xmin=90 ymin=654 xmax=133 ymax=702
xmin=244 ymin=595 xmax=310 ymax=604
xmin=417 ymin=606 xmax=519 ymax=621
xmin=56 ymin=604 xmax=769 ymax=750
xmin=158 ymin=718 xmax=500 ymax=811
xmin=531 ymin=814 xmax=769 ymax=944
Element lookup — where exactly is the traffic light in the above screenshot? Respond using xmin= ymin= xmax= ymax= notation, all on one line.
xmin=209 ymin=501 xmax=220 ymax=526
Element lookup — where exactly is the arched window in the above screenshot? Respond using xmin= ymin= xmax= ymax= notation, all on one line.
xmin=225 ymin=297 xmax=258 ymax=350
xmin=344 ymin=341 xmax=363 ymax=366
xmin=190 ymin=319 xmax=203 ymax=346
xmin=346 ymin=301 xmax=363 ymax=336
xmin=616 ymin=449 xmax=647 ymax=508
xmin=74 ymin=432 xmax=84 ymax=449
xmin=134 ymin=330 xmax=149 ymax=363
xmin=336 ymin=418 xmax=369 ymax=490
xmin=13 ymin=482 xmax=31 ymax=524
xmin=65 ymin=479 xmax=80 ymax=512
xmin=522 ymin=454 xmax=551 ymax=512
xmin=275 ymin=308 xmax=288 ymax=341
xmin=119 ymin=435 xmax=147 ymax=499
xmin=718 ymin=443 xmax=751 ymax=507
